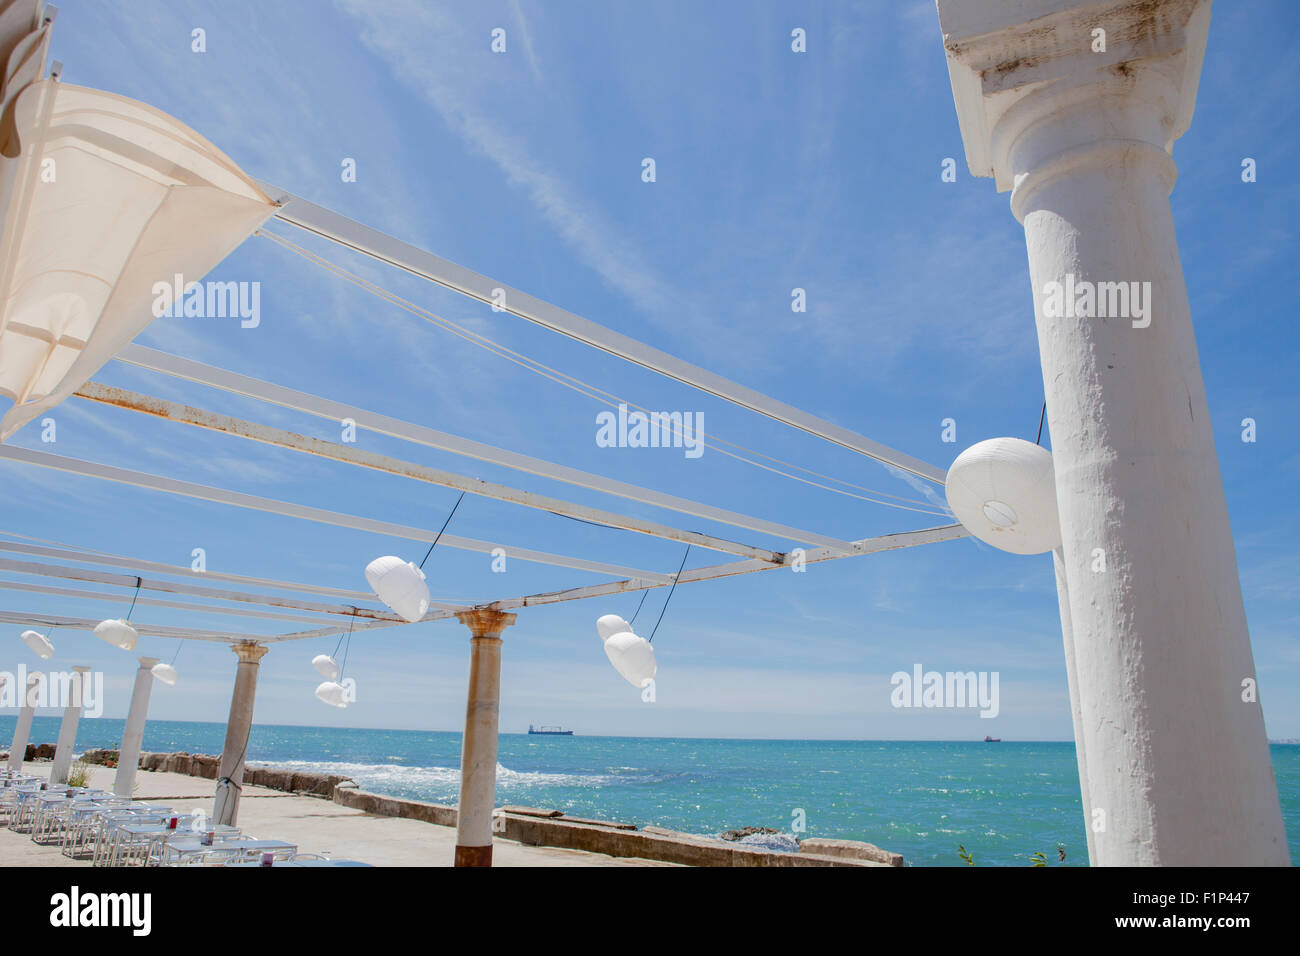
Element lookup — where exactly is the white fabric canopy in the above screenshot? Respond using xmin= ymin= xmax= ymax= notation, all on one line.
xmin=0 ymin=75 xmax=275 ymax=439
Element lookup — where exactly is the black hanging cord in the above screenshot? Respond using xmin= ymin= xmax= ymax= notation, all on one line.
xmin=338 ymin=608 xmax=357 ymax=679
xmin=628 ymin=589 xmax=649 ymax=627
xmin=648 ymin=545 xmax=691 ymax=644
xmin=1035 ymin=401 xmax=1047 ymax=446
xmin=125 ymin=576 xmax=142 ymax=619
xmin=420 ymin=492 xmax=466 ymax=569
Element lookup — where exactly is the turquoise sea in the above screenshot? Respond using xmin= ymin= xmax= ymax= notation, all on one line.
xmin=4 ymin=717 xmax=1298 ymax=866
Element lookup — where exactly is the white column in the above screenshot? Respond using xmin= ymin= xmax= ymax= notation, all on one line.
xmin=938 ymin=0 xmax=1288 ymax=864
xmin=6 ymin=670 xmax=44 ymax=773
xmin=113 ymin=657 xmax=158 ymax=797
xmin=1053 ymin=549 xmax=1095 ymax=864
xmin=212 ymin=643 xmax=267 ymax=826
xmin=50 ymin=666 xmax=90 ymax=785
xmin=453 ymin=608 xmax=516 ymax=867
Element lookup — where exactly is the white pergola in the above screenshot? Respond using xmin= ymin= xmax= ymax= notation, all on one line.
xmin=3 ymin=0 xmax=1287 ymax=868
xmin=0 ymin=0 xmax=973 ymax=865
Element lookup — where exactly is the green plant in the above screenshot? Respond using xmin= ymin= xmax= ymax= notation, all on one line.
xmin=66 ymin=758 xmax=93 ymax=788
xmin=956 ymin=843 xmax=1068 ymax=867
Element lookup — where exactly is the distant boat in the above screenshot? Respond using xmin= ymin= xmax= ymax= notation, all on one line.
xmin=983 ymin=735 xmax=1001 ymax=742
xmin=528 ymin=724 xmax=574 ymax=736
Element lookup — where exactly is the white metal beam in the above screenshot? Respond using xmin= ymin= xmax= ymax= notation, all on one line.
xmin=114 ymin=344 xmax=858 ymax=552
xmin=0 ymin=578 xmax=360 ymax=626
xmin=0 ymin=555 xmax=409 ymax=622
xmin=0 ymin=536 xmax=454 ymax=607
xmin=0 ymin=609 xmax=260 ymax=644
xmin=0 ymin=445 xmax=678 ymax=584
xmin=486 ymin=522 xmax=971 ymax=612
xmin=258 ymin=184 xmax=948 ymax=485
xmin=267 ymin=523 xmax=971 ymax=641
xmin=75 ymin=382 xmax=786 ymax=563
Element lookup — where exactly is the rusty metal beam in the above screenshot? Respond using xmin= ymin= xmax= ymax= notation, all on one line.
xmin=0 ymin=577 xmax=361 ymax=626
xmin=74 ymin=381 xmax=785 ymax=564
xmin=0 ymin=445 xmax=678 ymax=584
xmin=0 ymin=556 xmax=410 ymax=622
xmin=0 ymin=535 xmax=419 ymax=606
xmin=113 ymin=344 xmax=856 ymax=553
xmin=0 ymin=609 xmax=262 ymax=644
xmin=258 ymin=183 xmax=949 ymax=484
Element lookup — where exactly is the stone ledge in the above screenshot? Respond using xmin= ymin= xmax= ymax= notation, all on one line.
xmin=333 ymin=787 xmax=895 ymax=868
xmin=798 ymin=836 xmax=904 ymax=867
xmin=79 ymin=748 xmax=351 ymax=799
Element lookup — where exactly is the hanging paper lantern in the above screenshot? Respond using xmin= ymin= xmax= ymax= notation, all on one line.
xmin=315 ymin=681 xmax=348 ymax=708
xmin=151 ymin=662 xmax=178 ymax=685
xmin=945 ymin=438 xmax=1061 ymax=555
xmin=596 ymin=614 xmax=632 ymax=641
xmin=596 ymin=615 xmax=657 ymax=689
xmin=94 ymin=618 xmax=138 ymax=651
xmin=364 ymin=556 xmax=429 ymax=623
xmin=312 ymin=654 xmax=340 ymax=680
xmin=20 ymin=629 xmax=55 ymax=659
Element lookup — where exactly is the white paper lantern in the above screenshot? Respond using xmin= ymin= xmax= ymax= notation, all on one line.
xmin=364 ymin=556 xmax=429 ymax=623
xmin=597 ymin=616 xmax=657 ymax=688
xmin=151 ymin=662 xmax=178 ymax=685
xmin=315 ymin=681 xmax=348 ymax=708
xmin=312 ymin=654 xmax=340 ymax=680
xmin=94 ymin=618 xmax=138 ymax=651
xmin=20 ymin=629 xmax=55 ymax=659
xmin=596 ymin=614 xmax=632 ymax=641
xmin=945 ymin=437 xmax=1061 ymax=555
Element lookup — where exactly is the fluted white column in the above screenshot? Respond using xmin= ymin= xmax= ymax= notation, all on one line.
xmin=453 ymin=608 xmax=516 ymax=867
xmin=113 ymin=657 xmax=159 ymax=797
xmin=212 ymin=643 xmax=267 ymax=825
xmin=938 ymin=0 xmax=1288 ymax=864
xmin=6 ymin=670 xmax=44 ymax=773
xmin=50 ymin=666 xmax=90 ymax=785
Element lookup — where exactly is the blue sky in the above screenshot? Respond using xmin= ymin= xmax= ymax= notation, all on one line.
xmin=1 ymin=0 xmax=1296 ymax=741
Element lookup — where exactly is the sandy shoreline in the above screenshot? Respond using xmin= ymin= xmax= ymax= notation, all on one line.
xmin=2 ymin=761 xmax=676 ymax=867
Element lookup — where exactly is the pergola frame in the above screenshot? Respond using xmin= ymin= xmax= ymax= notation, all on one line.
xmin=2 ymin=91 xmax=965 ymax=858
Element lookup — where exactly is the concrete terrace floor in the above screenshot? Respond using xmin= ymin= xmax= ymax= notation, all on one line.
xmin=1 ymin=761 xmax=676 ymax=867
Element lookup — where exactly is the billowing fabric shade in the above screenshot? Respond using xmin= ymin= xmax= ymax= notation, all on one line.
xmin=151 ymin=662 xmax=178 ymax=685
xmin=93 ymin=618 xmax=137 ymax=651
xmin=945 ymin=437 xmax=1061 ymax=555
xmin=597 ymin=615 xmax=657 ymax=689
xmin=312 ymin=654 xmax=340 ymax=680
xmin=19 ymin=627 xmax=53 ymax=658
xmin=315 ymin=681 xmax=348 ymax=708
xmin=365 ymin=555 xmax=429 ymax=623
xmin=0 ymin=75 xmax=276 ymax=439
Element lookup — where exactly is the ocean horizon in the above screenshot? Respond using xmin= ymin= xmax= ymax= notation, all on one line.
xmin=4 ymin=716 xmax=1298 ymax=867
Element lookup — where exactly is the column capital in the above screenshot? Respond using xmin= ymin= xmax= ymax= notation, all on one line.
xmin=455 ymin=608 xmax=517 ymax=640
xmin=231 ymin=642 xmax=268 ymax=664
xmin=71 ymin=665 xmax=91 ymax=674
xmin=137 ymin=657 xmax=160 ymax=668
xmin=937 ymin=0 xmax=1210 ymax=191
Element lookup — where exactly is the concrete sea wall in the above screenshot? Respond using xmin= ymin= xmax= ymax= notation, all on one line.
xmin=69 ymin=748 xmax=902 ymax=867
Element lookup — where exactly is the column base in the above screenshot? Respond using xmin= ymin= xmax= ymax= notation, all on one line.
xmin=454 ymin=844 xmax=493 ymax=867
